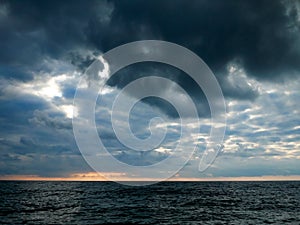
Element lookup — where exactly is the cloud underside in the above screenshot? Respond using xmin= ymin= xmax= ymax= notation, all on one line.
xmin=1 ymin=0 xmax=300 ymax=81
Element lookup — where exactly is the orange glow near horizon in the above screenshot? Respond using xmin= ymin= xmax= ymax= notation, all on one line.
xmin=1 ymin=172 xmax=300 ymax=182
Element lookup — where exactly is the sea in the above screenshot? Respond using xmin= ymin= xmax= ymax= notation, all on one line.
xmin=0 ymin=181 xmax=299 ymax=224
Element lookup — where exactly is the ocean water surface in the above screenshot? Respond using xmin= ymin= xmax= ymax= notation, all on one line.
xmin=0 ymin=181 xmax=299 ymax=224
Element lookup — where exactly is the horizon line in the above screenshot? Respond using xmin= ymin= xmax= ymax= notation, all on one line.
xmin=1 ymin=174 xmax=300 ymax=182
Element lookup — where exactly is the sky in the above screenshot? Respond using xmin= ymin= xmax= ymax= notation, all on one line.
xmin=0 ymin=0 xmax=300 ymax=181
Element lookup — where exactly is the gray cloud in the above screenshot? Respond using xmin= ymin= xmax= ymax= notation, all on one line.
xmin=1 ymin=0 xmax=299 ymax=85
xmin=0 ymin=0 xmax=113 ymax=80
xmin=29 ymin=110 xmax=72 ymax=130
xmin=112 ymin=0 xmax=300 ymax=80
xmin=1 ymin=0 xmax=300 ymax=178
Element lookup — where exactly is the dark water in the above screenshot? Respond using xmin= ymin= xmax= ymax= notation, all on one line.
xmin=0 ymin=181 xmax=299 ymax=224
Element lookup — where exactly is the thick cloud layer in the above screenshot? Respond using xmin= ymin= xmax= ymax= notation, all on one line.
xmin=112 ymin=0 xmax=300 ymax=80
xmin=1 ymin=0 xmax=299 ymax=80
xmin=0 ymin=0 xmax=300 ymax=178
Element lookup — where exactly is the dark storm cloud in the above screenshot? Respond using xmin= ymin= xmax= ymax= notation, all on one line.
xmin=0 ymin=0 xmax=297 ymax=129
xmin=112 ymin=0 xmax=300 ymax=80
xmin=1 ymin=0 xmax=299 ymax=82
xmin=0 ymin=0 xmax=113 ymax=80
xmin=0 ymin=0 xmax=298 ymax=123
xmin=106 ymin=62 xmax=210 ymax=118
xmin=0 ymin=66 xmax=34 ymax=81
xmin=103 ymin=0 xmax=299 ymax=116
